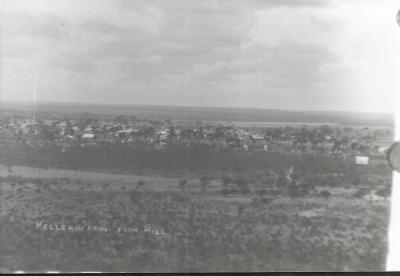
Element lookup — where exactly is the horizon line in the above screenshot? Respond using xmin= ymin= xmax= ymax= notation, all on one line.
xmin=0 ymin=100 xmax=395 ymax=116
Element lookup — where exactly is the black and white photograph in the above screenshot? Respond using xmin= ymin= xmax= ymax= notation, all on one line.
xmin=0 ymin=0 xmax=399 ymax=272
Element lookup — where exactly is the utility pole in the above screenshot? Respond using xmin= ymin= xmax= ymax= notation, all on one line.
xmin=33 ymin=64 xmax=38 ymax=123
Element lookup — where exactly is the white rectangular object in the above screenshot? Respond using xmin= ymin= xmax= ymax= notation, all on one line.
xmin=355 ymin=156 xmax=369 ymax=165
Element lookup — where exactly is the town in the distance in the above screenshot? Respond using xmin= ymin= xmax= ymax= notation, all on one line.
xmin=0 ymin=106 xmax=393 ymax=158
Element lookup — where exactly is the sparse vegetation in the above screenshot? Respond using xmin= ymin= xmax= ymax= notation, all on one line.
xmin=137 ymin=180 xmax=146 ymax=189
xmin=320 ymin=190 xmax=332 ymax=199
xmin=178 ymin=179 xmax=187 ymax=191
xmin=0 ymin=174 xmax=389 ymax=272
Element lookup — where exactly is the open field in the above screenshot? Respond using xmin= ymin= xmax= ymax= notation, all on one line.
xmin=0 ymin=144 xmax=391 ymax=178
xmin=0 ymin=165 xmax=185 ymax=191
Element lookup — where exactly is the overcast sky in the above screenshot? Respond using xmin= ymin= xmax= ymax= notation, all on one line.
xmin=1 ymin=0 xmax=399 ymax=113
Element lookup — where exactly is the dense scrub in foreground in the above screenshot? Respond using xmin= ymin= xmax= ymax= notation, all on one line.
xmin=0 ymin=176 xmax=389 ymax=272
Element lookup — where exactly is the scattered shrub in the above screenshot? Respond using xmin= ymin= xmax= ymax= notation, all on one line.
xmin=220 ymin=188 xmax=230 ymax=196
xmin=179 ymin=179 xmax=187 ymax=191
xmin=354 ymin=189 xmax=367 ymax=198
xmin=320 ymin=190 xmax=332 ymax=198
xmin=137 ymin=181 xmax=146 ymax=189
xmin=376 ymin=188 xmax=390 ymax=198
xmin=257 ymin=188 xmax=267 ymax=197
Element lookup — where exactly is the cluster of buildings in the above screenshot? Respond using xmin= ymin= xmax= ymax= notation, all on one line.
xmin=0 ymin=113 xmax=392 ymax=156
